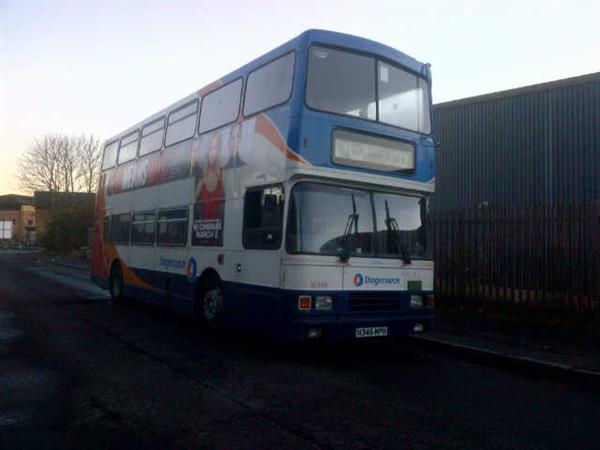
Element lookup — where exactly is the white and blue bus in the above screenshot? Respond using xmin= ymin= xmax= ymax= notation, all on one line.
xmin=91 ymin=29 xmax=436 ymax=340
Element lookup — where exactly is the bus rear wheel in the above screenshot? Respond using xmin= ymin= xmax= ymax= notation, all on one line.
xmin=109 ymin=262 xmax=125 ymax=304
xmin=197 ymin=276 xmax=224 ymax=328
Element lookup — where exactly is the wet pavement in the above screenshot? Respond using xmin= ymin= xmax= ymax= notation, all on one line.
xmin=1 ymin=251 xmax=599 ymax=449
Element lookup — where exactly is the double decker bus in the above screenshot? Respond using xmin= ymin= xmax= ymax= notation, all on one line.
xmin=91 ymin=29 xmax=436 ymax=340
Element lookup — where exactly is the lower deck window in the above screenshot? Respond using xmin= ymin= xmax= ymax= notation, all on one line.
xmin=110 ymin=213 xmax=130 ymax=244
xmin=157 ymin=208 xmax=188 ymax=246
xmin=131 ymin=211 xmax=156 ymax=245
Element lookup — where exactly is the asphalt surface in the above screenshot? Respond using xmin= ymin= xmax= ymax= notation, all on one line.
xmin=1 ymin=251 xmax=599 ymax=450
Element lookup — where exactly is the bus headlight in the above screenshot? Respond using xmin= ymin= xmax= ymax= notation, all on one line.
xmin=410 ymin=294 xmax=423 ymax=308
xmin=315 ymin=296 xmax=333 ymax=311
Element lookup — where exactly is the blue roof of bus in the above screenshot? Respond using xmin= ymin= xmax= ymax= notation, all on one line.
xmin=220 ymin=29 xmax=430 ymax=85
xmin=303 ymin=29 xmax=429 ymax=74
xmin=105 ymin=29 xmax=430 ymax=144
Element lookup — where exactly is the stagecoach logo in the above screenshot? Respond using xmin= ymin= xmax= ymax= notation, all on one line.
xmin=353 ymin=273 xmax=364 ymax=287
xmin=186 ymin=257 xmax=197 ymax=282
xmin=353 ymin=273 xmax=402 ymax=288
xmin=158 ymin=256 xmax=186 ymax=270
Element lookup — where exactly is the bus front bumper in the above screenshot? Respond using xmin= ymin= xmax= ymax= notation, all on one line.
xmin=286 ymin=313 xmax=434 ymax=341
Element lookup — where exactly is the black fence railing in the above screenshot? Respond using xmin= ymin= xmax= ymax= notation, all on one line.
xmin=432 ymin=203 xmax=600 ymax=321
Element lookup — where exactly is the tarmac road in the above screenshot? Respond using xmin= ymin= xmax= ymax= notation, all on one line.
xmin=1 ymin=251 xmax=599 ymax=450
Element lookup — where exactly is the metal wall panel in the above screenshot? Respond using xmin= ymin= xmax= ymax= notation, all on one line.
xmin=431 ymin=73 xmax=600 ymax=318
xmin=433 ymin=72 xmax=600 ymax=210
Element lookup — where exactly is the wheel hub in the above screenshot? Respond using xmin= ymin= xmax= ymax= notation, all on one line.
xmin=203 ymin=287 xmax=223 ymax=321
xmin=111 ymin=273 xmax=121 ymax=299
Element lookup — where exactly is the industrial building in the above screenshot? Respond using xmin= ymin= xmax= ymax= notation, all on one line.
xmin=432 ymin=72 xmax=600 ymax=318
xmin=434 ymin=71 xmax=600 ymax=210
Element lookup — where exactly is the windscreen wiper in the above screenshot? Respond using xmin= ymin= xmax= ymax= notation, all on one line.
xmin=385 ymin=199 xmax=411 ymax=265
xmin=339 ymin=193 xmax=359 ymax=263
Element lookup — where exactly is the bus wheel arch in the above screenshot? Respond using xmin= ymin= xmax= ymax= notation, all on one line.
xmin=195 ymin=269 xmax=224 ymax=326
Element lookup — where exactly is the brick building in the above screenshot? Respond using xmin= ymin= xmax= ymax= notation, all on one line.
xmin=0 ymin=195 xmax=36 ymax=243
xmin=0 ymin=192 xmax=96 ymax=244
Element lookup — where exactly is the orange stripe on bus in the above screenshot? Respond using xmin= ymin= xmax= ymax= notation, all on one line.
xmin=197 ymin=80 xmax=222 ymax=97
xmin=255 ymin=114 xmax=310 ymax=166
xmin=104 ymin=244 xmax=161 ymax=292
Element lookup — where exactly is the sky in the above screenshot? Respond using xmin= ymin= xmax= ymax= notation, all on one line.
xmin=1 ymin=0 xmax=599 ymax=195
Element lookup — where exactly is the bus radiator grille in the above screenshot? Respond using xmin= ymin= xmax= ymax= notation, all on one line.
xmin=347 ymin=293 xmax=405 ymax=312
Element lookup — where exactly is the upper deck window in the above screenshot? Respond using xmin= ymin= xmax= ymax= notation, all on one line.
xmin=306 ymin=47 xmax=376 ymax=120
xmin=199 ymin=79 xmax=242 ymax=133
xmin=306 ymin=46 xmax=431 ymax=134
xmin=101 ymin=141 xmax=118 ymax=170
xmin=165 ymin=100 xmax=198 ymax=147
xmin=118 ymin=130 xmax=139 ymax=164
xmin=140 ymin=116 xmax=165 ymax=156
xmin=244 ymin=53 xmax=295 ymax=116
xmin=378 ymin=62 xmax=431 ymax=134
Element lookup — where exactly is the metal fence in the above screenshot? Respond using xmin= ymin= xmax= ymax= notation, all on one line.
xmin=432 ymin=203 xmax=600 ymax=320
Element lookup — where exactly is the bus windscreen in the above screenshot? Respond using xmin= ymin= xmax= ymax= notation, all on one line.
xmin=286 ymin=182 xmax=431 ymax=260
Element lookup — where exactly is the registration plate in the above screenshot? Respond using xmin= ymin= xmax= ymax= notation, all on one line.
xmin=355 ymin=326 xmax=388 ymax=338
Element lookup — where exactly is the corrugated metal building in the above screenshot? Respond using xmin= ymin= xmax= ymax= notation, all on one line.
xmin=431 ymin=73 xmax=600 ymax=320
xmin=433 ymin=72 xmax=600 ymax=210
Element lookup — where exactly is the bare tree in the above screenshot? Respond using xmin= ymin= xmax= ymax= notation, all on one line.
xmin=17 ymin=133 xmax=102 ymax=194
xmin=58 ymin=136 xmax=76 ymax=192
xmin=17 ymin=134 xmax=64 ymax=193
xmin=75 ymin=135 xmax=101 ymax=193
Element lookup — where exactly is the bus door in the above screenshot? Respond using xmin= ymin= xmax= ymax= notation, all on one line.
xmin=235 ymin=184 xmax=285 ymax=327
xmin=234 ymin=250 xmax=281 ymax=325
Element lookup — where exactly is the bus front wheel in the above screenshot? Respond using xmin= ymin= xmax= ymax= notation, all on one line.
xmin=197 ymin=275 xmax=224 ymax=327
xmin=109 ymin=262 xmax=125 ymax=304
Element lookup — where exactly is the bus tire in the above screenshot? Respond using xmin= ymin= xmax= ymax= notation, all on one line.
xmin=109 ymin=262 xmax=125 ymax=305
xmin=197 ymin=275 xmax=224 ymax=328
